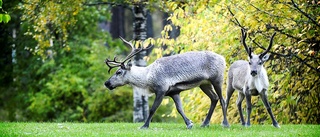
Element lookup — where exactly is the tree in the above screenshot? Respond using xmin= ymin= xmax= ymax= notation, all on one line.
xmin=156 ymin=0 xmax=319 ymax=124
xmin=131 ymin=4 xmax=149 ymax=123
xmin=17 ymin=0 xmax=160 ymax=123
xmin=20 ymin=0 xmax=84 ymax=57
xmin=110 ymin=5 xmax=125 ymax=39
xmin=93 ymin=1 xmax=155 ymax=123
xmin=0 ymin=0 xmax=137 ymax=122
xmin=0 ymin=0 xmax=30 ymax=121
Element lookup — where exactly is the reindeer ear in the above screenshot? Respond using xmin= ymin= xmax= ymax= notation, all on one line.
xmin=125 ymin=60 xmax=132 ymax=70
xmin=261 ymin=53 xmax=270 ymax=62
xmin=120 ymin=64 xmax=126 ymax=70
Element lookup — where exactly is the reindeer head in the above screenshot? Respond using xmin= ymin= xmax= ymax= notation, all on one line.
xmin=241 ymin=29 xmax=276 ymax=77
xmin=104 ymin=37 xmax=147 ymax=90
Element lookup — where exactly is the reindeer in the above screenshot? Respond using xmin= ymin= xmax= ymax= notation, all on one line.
xmin=104 ymin=37 xmax=230 ymax=129
xmin=225 ymin=29 xmax=280 ymax=128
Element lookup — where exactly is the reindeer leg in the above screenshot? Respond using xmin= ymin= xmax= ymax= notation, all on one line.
xmin=225 ymin=83 xmax=235 ymax=127
xmin=140 ymin=92 xmax=165 ymax=129
xmin=225 ymin=84 xmax=235 ymax=110
xmin=237 ymin=92 xmax=245 ymax=126
xmin=199 ymin=84 xmax=219 ymax=127
xmin=212 ymin=82 xmax=230 ymax=128
xmin=260 ymin=90 xmax=280 ymax=128
xmin=245 ymin=89 xmax=252 ymax=127
xmin=170 ymin=94 xmax=193 ymax=129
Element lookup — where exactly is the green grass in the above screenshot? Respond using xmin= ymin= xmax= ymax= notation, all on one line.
xmin=0 ymin=122 xmax=319 ymax=137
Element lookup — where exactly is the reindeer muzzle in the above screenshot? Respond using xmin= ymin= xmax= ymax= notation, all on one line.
xmin=105 ymin=81 xmax=115 ymax=90
xmin=251 ymin=70 xmax=257 ymax=76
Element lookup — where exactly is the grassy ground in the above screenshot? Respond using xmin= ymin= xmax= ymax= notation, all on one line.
xmin=0 ymin=122 xmax=319 ymax=137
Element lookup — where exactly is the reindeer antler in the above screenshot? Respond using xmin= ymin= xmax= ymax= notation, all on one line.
xmin=241 ymin=28 xmax=252 ymax=58
xmin=119 ymin=36 xmax=144 ymax=63
xmin=259 ymin=32 xmax=276 ymax=58
xmin=105 ymin=57 xmax=123 ymax=73
xmin=105 ymin=37 xmax=152 ymax=73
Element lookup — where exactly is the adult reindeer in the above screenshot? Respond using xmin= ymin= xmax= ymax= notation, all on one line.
xmin=105 ymin=37 xmax=230 ymax=129
xmin=225 ymin=29 xmax=280 ymax=128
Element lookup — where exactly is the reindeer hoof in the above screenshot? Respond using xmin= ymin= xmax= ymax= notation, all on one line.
xmin=140 ymin=125 xmax=149 ymax=129
xmin=244 ymin=123 xmax=251 ymax=127
xmin=221 ymin=120 xmax=230 ymax=128
xmin=200 ymin=124 xmax=209 ymax=128
xmin=273 ymin=123 xmax=280 ymax=128
xmin=241 ymin=123 xmax=246 ymax=126
xmin=186 ymin=123 xmax=193 ymax=129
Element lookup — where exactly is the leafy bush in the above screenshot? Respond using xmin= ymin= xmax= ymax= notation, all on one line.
xmin=157 ymin=0 xmax=320 ymax=125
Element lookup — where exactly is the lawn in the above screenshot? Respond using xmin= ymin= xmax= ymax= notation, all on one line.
xmin=0 ymin=122 xmax=319 ymax=137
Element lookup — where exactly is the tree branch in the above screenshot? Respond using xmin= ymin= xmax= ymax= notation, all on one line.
xmin=227 ymin=3 xmax=320 ymax=74
xmin=227 ymin=6 xmax=245 ymax=30
xmin=248 ymin=2 xmax=297 ymax=23
xmin=84 ymin=2 xmax=121 ymax=6
xmin=251 ymin=38 xmax=290 ymax=57
xmin=292 ymin=54 xmax=320 ymax=73
xmin=253 ymin=38 xmax=319 ymax=73
xmin=290 ymin=0 xmax=320 ymax=28
xmin=266 ymin=24 xmax=302 ymax=41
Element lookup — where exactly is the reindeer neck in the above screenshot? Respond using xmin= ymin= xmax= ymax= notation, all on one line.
xmin=127 ymin=66 xmax=149 ymax=88
xmin=250 ymin=67 xmax=269 ymax=92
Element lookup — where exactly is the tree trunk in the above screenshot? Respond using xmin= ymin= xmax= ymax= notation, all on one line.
xmin=163 ymin=13 xmax=180 ymax=40
xmin=110 ymin=5 xmax=125 ymax=39
xmin=132 ymin=4 xmax=149 ymax=123
xmin=0 ymin=22 xmax=14 ymax=121
xmin=162 ymin=13 xmax=180 ymax=56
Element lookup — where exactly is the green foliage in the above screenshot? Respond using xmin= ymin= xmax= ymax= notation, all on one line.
xmin=155 ymin=0 xmax=320 ymax=125
xmin=19 ymin=0 xmax=88 ymax=57
xmin=26 ymin=38 xmax=133 ymax=122
xmin=0 ymin=14 xmax=10 ymax=23
xmin=0 ymin=0 xmax=175 ymax=123
xmin=0 ymin=0 xmax=11 ymax=23
xmin=0 ymin=0 xmax=139 ymax=122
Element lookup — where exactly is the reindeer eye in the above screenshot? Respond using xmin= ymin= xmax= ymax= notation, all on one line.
xmin=258 ymin=61 xmax=263 ymax=65
xmin=116 ymin=71 xmax=122 ymax=75
xmin=248 ymin=62 xmax=252 ymax=65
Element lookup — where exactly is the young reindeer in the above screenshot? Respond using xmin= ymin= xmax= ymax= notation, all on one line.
xmin=105 ymin=37 xmax=230 ymax=129
xmin=225 ymin=29 xmax=280 ymax=128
